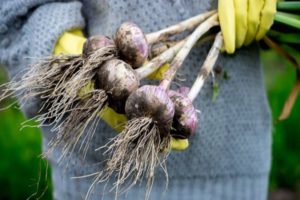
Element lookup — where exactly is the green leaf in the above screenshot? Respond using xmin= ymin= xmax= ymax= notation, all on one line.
xmin=223 ymin=70 xmax=230 ymax=80
xmin=274 ymin=12 xmax=300 ymax=30
xmin=277 ymin=1 xmax=300 ymax=11
xmin=212 ymin=81 xmax=219 ymax=102
xmin=268 ymin=30 xmax=300 ymax=45
xmin=277 ymin=12 xmax=300 ymax=20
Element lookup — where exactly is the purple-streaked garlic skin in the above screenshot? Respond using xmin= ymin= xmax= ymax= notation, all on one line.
xmin=125 ymin=85 xmax=175 ymax=136
xmin=177 ymin=86 xmax=190 ymax=96
xmin=115 ymin=22 xmax=149 ymax=68
xmin=97 ymin=59 xmax=139 ymax=113
xmin=168 ymin=90 xmax=198 ymax=139
xmin=83 ymin=35 xmax=115 ymax=57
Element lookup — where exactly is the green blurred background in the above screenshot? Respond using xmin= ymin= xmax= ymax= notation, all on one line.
xmin=0 ymin=49 xmax=299 ymax=200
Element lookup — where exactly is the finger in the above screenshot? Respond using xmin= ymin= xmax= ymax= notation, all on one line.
xmin=234 ymin=0 xmax=248 ymax=48
xmin=244 ymin=0 xmax=265 ymax=45
xmin=53 ymin=43 xmax=65 ymax=55
xmin=99 ymin=106 xmax=127 ymax=133
xmin=78 ymin=81 xmax=95 ymax=97
xmin=71 ymin=29 xmax=85 ymax=37
xmin=147 ymin=63 xmax=170 ymax=80
xmin=219 ymin=0 xmax=236 ymax=54
xmin=170 ymin=138 xmax=189 ymax=151
xmin=58 ymin=30 xmax=86 ymax=54
xmin=255 ymin=0 xmax=276 ymax=40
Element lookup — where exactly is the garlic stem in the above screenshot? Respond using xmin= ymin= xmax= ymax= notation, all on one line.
xmin=146 ymin=10 xmax=216 ymax=44
xmin=188 ymin=32 xmax=223 ymax=101
xmin=150 ymin=40 xmax=180 ymax=58
xmin=159 ymin=14 xmax=219 ymax=90
xmin=136 ymin=40 xmax=185 ymax=79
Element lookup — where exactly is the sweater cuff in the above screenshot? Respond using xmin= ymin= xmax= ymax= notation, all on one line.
xmin=23 ymin=1 xmax=85 ymax=63
xmin=129 ymin=175 xmax=270 ymax=200
xmin=50 ymin=162 xmax=270 ymax=200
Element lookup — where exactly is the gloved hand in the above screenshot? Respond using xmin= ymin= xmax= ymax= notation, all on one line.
xmin=218 ymin=0 xmax=276 ymax=54
xmin=53 ymin=29 xmax=189 ymax=151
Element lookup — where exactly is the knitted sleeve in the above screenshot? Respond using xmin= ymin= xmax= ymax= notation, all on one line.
xmin=0 ymin=1 xmax=85 ymax=117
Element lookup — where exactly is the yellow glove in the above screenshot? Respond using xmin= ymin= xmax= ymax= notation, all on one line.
xmin=54 ymin=29 xmax=86 ymax=55
xmin=218 ymin=0 xmax=276 ymax=54
xmin=53 ymin=29 xmax=189 ymax=151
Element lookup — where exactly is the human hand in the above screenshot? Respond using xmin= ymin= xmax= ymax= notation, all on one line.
xmin=218 ymin=0 xmax=276 ymax=53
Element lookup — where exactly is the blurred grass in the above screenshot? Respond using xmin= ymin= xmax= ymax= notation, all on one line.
xmin=0 ymin=67 xmax=52 ymax=200
xmin=262 ymin=49 xmax=300 ymax=193
xmin=0 ymin=49 xmax=299 ymax=199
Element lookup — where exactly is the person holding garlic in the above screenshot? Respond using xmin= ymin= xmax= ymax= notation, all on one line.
xmin=0 ymin=0 xmax=276 ymax=199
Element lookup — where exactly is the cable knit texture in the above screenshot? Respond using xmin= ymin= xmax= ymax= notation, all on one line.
xmin=0 ymin=0 xmax=272 ymax=199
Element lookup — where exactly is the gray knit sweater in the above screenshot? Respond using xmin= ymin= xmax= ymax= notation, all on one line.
xmin=0 ymin=0 xmax=272 ymax=199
